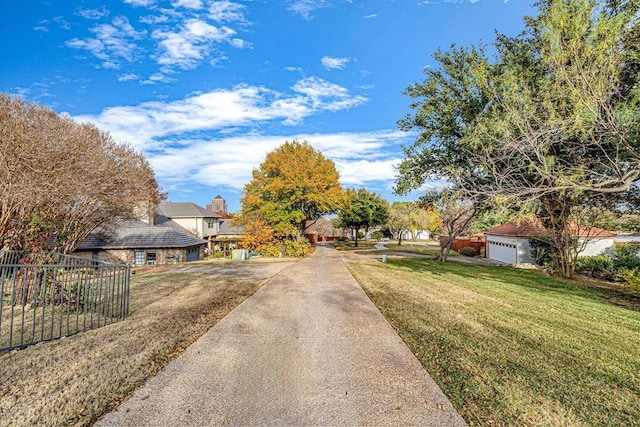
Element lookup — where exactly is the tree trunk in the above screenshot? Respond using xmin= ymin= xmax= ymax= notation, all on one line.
xmin=354 ymin=228 xmax=359 ymax=247
xmin=398 ymin=232 xmax=403 ymax=246
xmin=539 ymin=196 xmax=577 ymax=279
xmin=439 ymin=236 xmax=454 ymax=262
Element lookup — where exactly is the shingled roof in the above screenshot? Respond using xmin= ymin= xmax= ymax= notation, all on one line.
xmin=218 ymin=219 xmax=244 ymax=236
xmin=76 ymin=219 xmax=207 ymax=250
xmin=157 ymin=202 xmax=220 ymax=218
xmin=484 ymin=217 xmax=617 ymax=238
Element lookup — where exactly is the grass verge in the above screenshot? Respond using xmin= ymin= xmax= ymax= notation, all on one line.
xmin=379 ymin=241 xmax=458 ymax=257
xmin=0 ymin=269 xmax=265 ymax=427
xmin=329 ymin=240 xmax=378 ymax=250
xmin=347 ymin=258 xmax=640 ymax=426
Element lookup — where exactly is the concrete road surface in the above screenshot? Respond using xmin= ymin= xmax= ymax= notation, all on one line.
xmin=97 ymin=244 xmax=466 ymax=426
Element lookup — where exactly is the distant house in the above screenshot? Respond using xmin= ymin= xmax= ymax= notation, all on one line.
xmin=483 ymin=217 xmax=617 ymax=265
xmin=75 ymin=218 xmax=207 ymax=265
xmin=156 ymin=202 xmax=221 ymax=239
xmin=400 ymin=230 xmax=431 ymax=241
xmin=217 ymin=219 xmax=244 ymax=240
xmin=75 ymin=197 xmax=244 ymax=265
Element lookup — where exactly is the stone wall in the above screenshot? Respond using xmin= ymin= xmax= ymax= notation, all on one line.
xmin=74 ymin=247 xmax=203 ymax=265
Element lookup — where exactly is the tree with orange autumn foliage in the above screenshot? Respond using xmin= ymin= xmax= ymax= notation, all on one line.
xmin=239 ymin=140 xmax=343 ymax=241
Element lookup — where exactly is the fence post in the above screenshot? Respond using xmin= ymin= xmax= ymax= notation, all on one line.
xmin=0 ymin=251 xmax=130 ymax=353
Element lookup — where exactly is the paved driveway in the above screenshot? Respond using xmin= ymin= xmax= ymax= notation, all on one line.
xmin=97 ymin=244 xmax=466 ymax=426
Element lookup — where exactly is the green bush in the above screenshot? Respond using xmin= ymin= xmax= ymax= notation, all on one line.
xmin=371 ymin=231 xmax=383 ymax=241
xmin=459 ymin=247 xmax=477 ymax=257
xmin=529 ymin=237 xmax=552 ymax=266
xmin=612 ymin=243 xmax=640 ymax=270
xmin=576 ymin=255 xmax=614 ymax=272
xmin=259 ymin=243 xmax=283 ymax=257
xmin=258 ymin=238 xmax=310 ymax=258
xmin=283 ymin=239 xmax=310 ymax=257
xmin=614 ymin=268 xmax=640 ymax=293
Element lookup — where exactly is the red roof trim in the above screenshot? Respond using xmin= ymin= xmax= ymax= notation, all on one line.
xmin=483 ymin=217 xmax=617 ymax=238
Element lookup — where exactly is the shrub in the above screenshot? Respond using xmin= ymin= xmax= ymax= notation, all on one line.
xmin=283 ymin=239 xmax=309 ymax=257
xmin=576 ymin=255 xmax=614 ymax=272
xmin=612 ymin=243 xmax=640 ymax=270
xmin=459 ymin=247 xmax=477 ymax=257
xmin=257 ymin=238 xmax=310 ymax=258
xmin=614 ymin=268 xmax=640 ymax=293
xmin=371 ymin=231 xmax=383 ymax=241
xmin=258 ymin=243 xmax=282 ymax=257
xmin=529 ymin=237 xmax=552 ymax=266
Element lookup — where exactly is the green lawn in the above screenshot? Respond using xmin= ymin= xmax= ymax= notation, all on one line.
xmin=347 ymin=258 xmax=640 ymax=426
xmin=328 ymin=240 xmax=378 ymax=250
xmin=380 ymin=240 xmax=459 ymax=257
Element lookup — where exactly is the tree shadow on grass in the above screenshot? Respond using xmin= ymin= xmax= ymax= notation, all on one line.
xmin=386 ymin=258 xmax=640 ymax=312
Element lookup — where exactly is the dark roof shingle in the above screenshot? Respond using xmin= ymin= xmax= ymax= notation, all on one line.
xmin=76 ymin=219 xmax=207 ymax=250
xmin=157 ymin=202 xmax=220 ymax=218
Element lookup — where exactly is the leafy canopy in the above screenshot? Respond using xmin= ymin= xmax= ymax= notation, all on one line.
xmin=336 ymin=188 xmax=389 ymax=247
xmin=239 ymin=140 xmax=343 ymax=239
xmin=396 ymin=0 xmax=640 ymax=276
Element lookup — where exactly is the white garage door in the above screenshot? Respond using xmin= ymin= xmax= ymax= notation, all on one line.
xmin=488 ymin=241 xmax=517 ymax=264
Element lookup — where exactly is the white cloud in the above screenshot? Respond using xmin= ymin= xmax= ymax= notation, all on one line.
xmin=142 ymin=72 xmax=178 ymax=84
xmin=66 ymin=16 xmax=145 ymax=68
xmin=152 ymin=18 xmax=244 ymax=70
xmin=78 ymin=6 xmax=110 ymax=20
xmin=292 ymin=77 xmax=366 ymax=111
xmin=74 ymin=78 xmax=367 ymax=149
xmin=288 ymin=0 xmax=330 ymax=20
xmin=363 ymin=14 xmax=377 ymax=19
xmin=172 ymin=0 xmax=203 ymax=9
xmin=33 ymin=26 xmax=50 ymax=32
xmin=64 ymin=0 xmax=250 ymax=81
xmin=53 ymin=16 xmax=71 ymax=30
xmin=118 ymin=73 xmax=140 ymax=82
xmin=335 ymin=159 xmax=400 ymax=186
xmin=124 ymin=0 xmax=156 ymax=7
xmin=209 ymin=1 xmax=248 ymax=23
xmin=148 ymin=130 xmax=409 ymax=192
xmin=321 ymin=56 xmax=350 ymax=70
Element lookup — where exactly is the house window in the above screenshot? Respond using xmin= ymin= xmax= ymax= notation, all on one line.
xmin=206 ymin=218 xmax=216 ymax=229
xmin=134 ymin=251 xmax=145 ymax=265
xmin=146 ymin=252 xmax=157 ymax=265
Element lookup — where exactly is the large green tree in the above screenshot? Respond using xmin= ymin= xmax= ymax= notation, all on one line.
xmin=397 ymin=0 xmax=640 ymax=277
xmin=386 ymin=201 xmax=440 ymax=245
xmin=336 ymin=188 xmax=389 ymax=247
xmin=239 ymin=140 xmax=343 ymax=241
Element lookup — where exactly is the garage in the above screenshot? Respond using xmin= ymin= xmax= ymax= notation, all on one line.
xmin=487 ymin=241 xmax=517 ymax=264
xmin=186 ymin=247 xmax=200 ymax=262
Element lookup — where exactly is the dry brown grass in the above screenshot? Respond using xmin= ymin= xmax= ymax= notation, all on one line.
xmin=0 ymin=268 xmax=268 ymax=426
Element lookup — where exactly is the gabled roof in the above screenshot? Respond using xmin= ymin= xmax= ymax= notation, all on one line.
xmin=483 ymin=217 xmax=546 ymax=237
xmin=157 ymin=202 xmax=220 ymax=218
xmin=484 ymin=217 xmax=617 ymax=238
xmin=76 ymin=219 xmax=207 ymax=250
xmin=218 ymin=219 xmax=244 ymax=236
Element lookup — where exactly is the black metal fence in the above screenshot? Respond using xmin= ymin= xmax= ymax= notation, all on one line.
xmin=0 ymin=251 xmax=130 ymax=352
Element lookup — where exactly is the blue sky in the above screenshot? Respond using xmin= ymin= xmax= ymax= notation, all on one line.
xmin=2 ymin=0 xmax=535 ymax=212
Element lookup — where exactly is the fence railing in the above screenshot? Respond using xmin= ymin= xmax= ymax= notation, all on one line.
xmin=0 ymin=251 xmax=130 ymax=352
